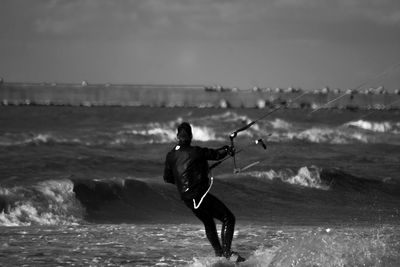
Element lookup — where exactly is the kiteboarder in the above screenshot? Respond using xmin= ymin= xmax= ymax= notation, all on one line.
xmin=163 ymin=122 xmax=245 ymax=262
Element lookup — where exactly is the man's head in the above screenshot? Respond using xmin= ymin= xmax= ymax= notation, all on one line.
xmin=177 ymin=122 xmax=192 ymax=145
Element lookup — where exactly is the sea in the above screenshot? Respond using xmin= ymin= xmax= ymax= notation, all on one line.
xmin=0 ymin=106 xmax=399 ymax=266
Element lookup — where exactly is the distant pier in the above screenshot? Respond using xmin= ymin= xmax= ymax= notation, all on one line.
xmin=1 ymin=82 xmax=399 ymax=109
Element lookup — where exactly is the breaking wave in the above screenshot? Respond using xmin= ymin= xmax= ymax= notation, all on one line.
xmin=0 ymin=180 xmax=84 ymax=226
xmin=207 ymin=111 xmax=252 ymax=124
xmin=1 ymin=113 xmax=399 ymax=147
xmin=0 ymin=132 xmax=82 ymax=146
xmin=119 ymin=120 xmax=222 ymax=144
xmin=269 ymin=118 xmax=292 ymax=130
xmin=346 ymin=120 xmax=400 ymax=134
xmin=2 ymin=167 xmax=399 ymax=226
xmin=244 ymin=166 xmax=329 ymax=190
xmin=286 ymin=127 xmax=370 ymax=144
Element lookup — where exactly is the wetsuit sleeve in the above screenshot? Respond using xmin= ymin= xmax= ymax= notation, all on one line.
xmin=163 ymin=153 xmax=175 ymax=184
xmin=201 ymin=146 xmax=229 ymax=161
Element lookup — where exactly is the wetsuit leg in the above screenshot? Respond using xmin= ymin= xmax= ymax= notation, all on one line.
xmin=184 ymin=193 xmax=235 ymax=258
xmin=205 ymin=194 xmax=235 ymax=258
xmin=184 ymin=197 xmax=223 ymax=256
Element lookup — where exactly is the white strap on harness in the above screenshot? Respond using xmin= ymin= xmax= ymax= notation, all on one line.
xmin=193 ymin=177 xmax=214 ymax=209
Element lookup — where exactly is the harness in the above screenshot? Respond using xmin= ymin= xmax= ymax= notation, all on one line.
xmin=193 ymin=177 xmax=214 ymax=209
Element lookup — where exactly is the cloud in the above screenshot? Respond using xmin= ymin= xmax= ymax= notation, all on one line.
xmin=273 ymin=0 xmax=400 ymax=26
xmin=34 ymin=0 xmax=95 ymax=34
xmin=361 ymin=7 xmax=400 ymax=27
xmin=3 ymin=0 xmax=400 ymax=44
xmin=273 ymin=0 xmax=322 ymax=8
xmin=384 ymin=10 xmax=400 ymax=25
xmin=28 ymin=0 xmax=269 ymax=39
xmin=32 ymin=0 xmax=139 ymax=38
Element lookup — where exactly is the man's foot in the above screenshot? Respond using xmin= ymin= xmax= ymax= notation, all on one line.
xmin=227 ymin=251 xmax=246 ymax=263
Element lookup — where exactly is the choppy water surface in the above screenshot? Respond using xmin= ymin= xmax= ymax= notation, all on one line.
xmin=1 ymin=106 xmax=399 ymax=266
xmin=1 ymin=224 xmax=399 ymax=266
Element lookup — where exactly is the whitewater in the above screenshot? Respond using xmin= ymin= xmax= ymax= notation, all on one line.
xmin=1 ymin=106 xmax=400 ymax=266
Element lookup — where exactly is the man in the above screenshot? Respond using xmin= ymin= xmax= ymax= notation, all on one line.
xmin=163 ymin=122 xmax=245 ymax=262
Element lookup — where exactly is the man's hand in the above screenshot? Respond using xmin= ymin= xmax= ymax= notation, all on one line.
xmin=223 ymin=145 xmax=235 ymax=156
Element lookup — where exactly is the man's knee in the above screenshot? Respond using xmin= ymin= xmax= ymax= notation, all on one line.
xmin=224 ymin=211 xmax=235 ymax=226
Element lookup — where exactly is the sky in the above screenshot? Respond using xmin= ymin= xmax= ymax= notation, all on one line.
xmin=1 ymin=0 xmax=400 ymax=91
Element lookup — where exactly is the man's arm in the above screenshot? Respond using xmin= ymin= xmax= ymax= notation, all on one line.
xmin=201 ymin=145 xmax=234 ymax=161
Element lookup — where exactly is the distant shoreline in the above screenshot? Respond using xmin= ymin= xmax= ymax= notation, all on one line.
xmin=1 ymin=82 xmax=399 ymax=109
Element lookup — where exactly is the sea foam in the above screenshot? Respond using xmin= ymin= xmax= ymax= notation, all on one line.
xmin=346 ymin=120 xmax=400 ymax=134
xmin=246 ymin=166 xmax=329 ymax=190
xmin=0 ymin=179 xmax=84 ymax=226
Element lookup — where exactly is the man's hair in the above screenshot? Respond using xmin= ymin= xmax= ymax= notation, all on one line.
xmin=177 ymin=122 xmax=192 ymax=145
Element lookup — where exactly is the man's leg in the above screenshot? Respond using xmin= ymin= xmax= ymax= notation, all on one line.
xmin=206 ymin=196 xmax=245 ymax=262
xmin=184 ymin=199 xmax=223 ymax=256
xmin=203 ymin=194 xmax=235 ymax=258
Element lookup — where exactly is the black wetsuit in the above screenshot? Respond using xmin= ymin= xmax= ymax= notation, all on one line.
xmin=163 ymin=143 xmax=235 ymax=257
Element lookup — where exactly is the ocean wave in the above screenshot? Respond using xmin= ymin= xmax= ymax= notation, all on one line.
xmin=118 ymin=123 xmax=177 ymax=144
xmin=345 ymin=120 xmax=400 ymax=134
xmin=2 ymin=114 xmax=399 ymax=147
xmin=119 ymin=120 xmax=223 ymax=144
xmin=287 ymin=127 xmax=370 ymax=144
xmin=2 ymin=169 xmax=397 ymax=226
xmin=207 ymin=111 xmax=252 ymax=124
xmin=196 ymin=111 xmax=262 ymax=138
xmin=269 ymin=118 xmax=292 ymax=130
xmin=0 ymin=132 xmax=84 ymax=147
xmin=201 ymin=114 xmax=390 ymax=145
xmin=239 ymin=166 xmax=400 ymax=195
xmin=1 ymin=132 xmax=58 ymax=146
xmin=1 ymin=127 xmax=369 ymax=147
xmin=0 ymin=126 xmax=221 ymax=147
xmin=244 ymin=166 xmax=329 ymax=190
xmin=0 ymin=180 xmax=84 ymax=226
xmin=190 ymin=227 xmax=395 ymax=266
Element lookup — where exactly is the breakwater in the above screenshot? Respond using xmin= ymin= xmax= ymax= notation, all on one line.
xmin=1 ymin=83 xmax=399 ymax=109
